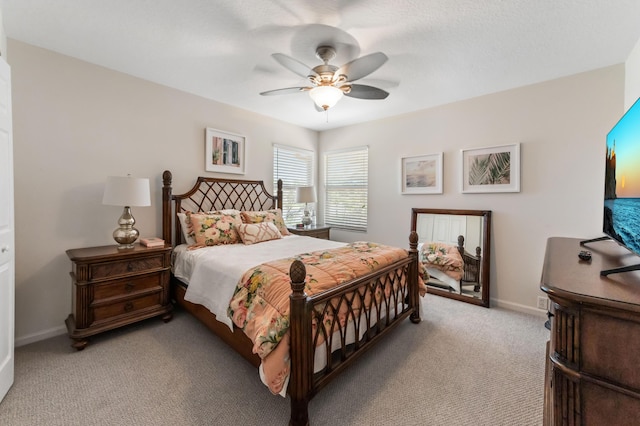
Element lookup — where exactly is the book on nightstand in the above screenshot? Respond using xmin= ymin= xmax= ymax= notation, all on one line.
xmin=140 ymin=237 xmax=165 ymax=248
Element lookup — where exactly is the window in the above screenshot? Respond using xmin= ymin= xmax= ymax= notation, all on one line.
xmin=324 ymin=146 xmax=368 ymax=232
xmin=273 ymin=144 xmax=315 ymax=226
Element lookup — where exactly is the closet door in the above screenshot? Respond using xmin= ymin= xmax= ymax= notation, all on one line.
xmin=432 ymin=214 xmax=467 ymax=246
xmin=0 ymin=56 xmax=15 ymax=402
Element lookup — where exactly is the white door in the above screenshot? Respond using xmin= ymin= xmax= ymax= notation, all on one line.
xmin=0 ymin=57 xmax=15 ymax=402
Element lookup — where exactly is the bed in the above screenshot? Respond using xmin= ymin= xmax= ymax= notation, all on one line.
xmin=161 ymin=170 xmax=423 ymax=426
xmin=419 ymin=235 xmax=481 ymax=294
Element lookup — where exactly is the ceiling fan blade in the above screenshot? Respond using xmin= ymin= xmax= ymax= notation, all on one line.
xmin=344 ymin=84 xmax=389 ymax=100
xmin=272 ymin=53 xmax=317 ymax=79
xmin=260 ymin=87 xmax=308 ymax=96
xmin=336 ymin=52 xmax=388 ymax=82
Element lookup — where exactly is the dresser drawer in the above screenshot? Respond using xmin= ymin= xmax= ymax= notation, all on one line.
xmin=581 ymin=309 xmax=640 ymax=391
xmin=90 ymin=255 xmax=164 ymax=280
xmin=91 ymin=292 xmax=162 ymax=323
xmin=93 ymin=273 xmax=163 ymax=302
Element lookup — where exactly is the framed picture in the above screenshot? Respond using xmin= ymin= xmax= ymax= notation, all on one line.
xmin=461 ymin=143 xmax=520 ymax=193
xmin=401 ymin=153 xmax=443 ymax=194
xmin=205 ymin=127 xmax=246 ymax=174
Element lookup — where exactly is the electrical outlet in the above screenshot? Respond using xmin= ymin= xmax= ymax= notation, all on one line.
xmin=537 ymin=296 xmax=548 ymax=310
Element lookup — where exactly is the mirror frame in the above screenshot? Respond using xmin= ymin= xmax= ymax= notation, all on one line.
xmin=411 ymin=208 xmax=492 ymax=308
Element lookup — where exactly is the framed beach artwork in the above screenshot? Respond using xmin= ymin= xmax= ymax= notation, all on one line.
xmin=461 ymin=143 xmax=520 ymax=193
xmin=401 ymin=153 xmax=443 ymax=194
xmin=205 ymin=127 xmax=246 ymax=174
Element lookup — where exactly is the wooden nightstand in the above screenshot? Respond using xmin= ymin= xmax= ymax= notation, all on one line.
xmin=288 ymin=225 xmax=331 ymax=240
xmin=65 ymin=244 xmax=173 ymax=350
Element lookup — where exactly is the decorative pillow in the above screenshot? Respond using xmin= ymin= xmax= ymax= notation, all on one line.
xmin=186 ymin=211 xmax=243 ymax=248
xmin=178 ymin=209 xmax=241 ymax=246
xmin=237 ymin=221 xmax=282 ymax=245
xmin=241 ymin=208 xmax=290 ymax=236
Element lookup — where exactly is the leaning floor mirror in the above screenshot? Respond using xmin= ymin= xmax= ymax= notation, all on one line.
xmin=411 ymin=208 xmax=491 ymax=307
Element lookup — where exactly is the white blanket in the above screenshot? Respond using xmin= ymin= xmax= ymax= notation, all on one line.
xmin=172 ymin=234 xmax=345 ymax=330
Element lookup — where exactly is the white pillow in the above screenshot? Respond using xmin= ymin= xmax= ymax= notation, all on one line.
xmin=177 ymin=212 xmax=195 ymax=245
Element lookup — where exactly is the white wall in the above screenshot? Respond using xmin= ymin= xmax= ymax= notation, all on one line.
xmin=320 ymin=65 xmax=624 ymax=314
xmin=0 ymin=6 xmax=5 ymax=59
xmin=8 ymin=39 xmax=318 ymax=345
xmin=626 ymin=37 xmax=640 ymax=108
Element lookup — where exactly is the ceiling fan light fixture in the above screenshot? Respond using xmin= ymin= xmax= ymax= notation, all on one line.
xmin=309 ymin=86 xmax=343 ymax=111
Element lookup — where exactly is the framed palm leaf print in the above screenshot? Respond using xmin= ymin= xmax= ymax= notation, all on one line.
xmin=461 ymin=143 xmax=520 ymax=193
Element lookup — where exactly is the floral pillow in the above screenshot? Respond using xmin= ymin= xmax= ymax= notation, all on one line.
xmin=241 ymin=209 xmax=290 ymax=236
xmin=179 ymin=209 xmax=241 ymax=246
xmin=237 ymin=221 xmax=282 ymax=245
xmin=186 ymin=211 xmax=243 ymax=248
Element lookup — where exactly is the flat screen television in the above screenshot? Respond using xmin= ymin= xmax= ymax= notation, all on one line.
xmin=599 ymin=96 xmax=640 ymax=274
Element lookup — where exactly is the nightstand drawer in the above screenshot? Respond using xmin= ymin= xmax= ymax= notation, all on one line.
xmin=93 ymin=273 xmax=162 ymax=302
xmin=90 ymin=255 xmax=164 ymax=280
xmin=92 ymin=292 xmax=162 ymax=323
xmin=287 ymin=225 xmax=331 ymax=240
xmin=301 ymin=229 xmax=329 ymax=239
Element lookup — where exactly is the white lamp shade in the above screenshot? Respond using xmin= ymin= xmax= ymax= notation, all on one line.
xmin=102 ymin=176 xmax=151 ymax=207
xmin=309 ymin=86 xmax=343 ymax=110
xmin=296 ymin=186 xmax=317 ymax=204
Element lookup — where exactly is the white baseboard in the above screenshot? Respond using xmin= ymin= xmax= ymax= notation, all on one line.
xmin=491 ymin=298 xmax=548 ymax=318
xmin=15 ymin=325 xmax=67 ymax=348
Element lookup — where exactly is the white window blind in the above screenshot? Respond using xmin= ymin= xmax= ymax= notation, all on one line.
xmin=324 ymin=146 xmax=368 ymax=232
xmin=273 ymin=144 xmax=314 ymax=226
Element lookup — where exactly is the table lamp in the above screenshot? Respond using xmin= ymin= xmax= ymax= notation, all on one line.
xmin=296 ymin=186 xmax=317 ymax=227
xmin=102 ymin=175 xmax=151 ymax=250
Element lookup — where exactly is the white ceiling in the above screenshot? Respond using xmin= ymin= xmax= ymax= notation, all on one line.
xmin=3 ymin=0 xmax=640 ymax=131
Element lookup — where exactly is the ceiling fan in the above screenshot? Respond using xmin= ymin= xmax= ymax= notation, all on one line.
xmin=260 ymin=45 xmax=390 ymax=111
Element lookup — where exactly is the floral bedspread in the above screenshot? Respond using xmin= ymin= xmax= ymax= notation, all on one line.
xmin=227 ymin=241 xmax=425 ymax=395
xmin=420 ymin=242 xmax=464 ymax=281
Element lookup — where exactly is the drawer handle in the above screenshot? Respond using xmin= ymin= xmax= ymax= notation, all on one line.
xmin=126 ymin=263 xmax=134 ymax=272
xmin=124 ymin=302 xmax=134 ymax=312
xmin=125 ymin=282 xmax=135 ymax=292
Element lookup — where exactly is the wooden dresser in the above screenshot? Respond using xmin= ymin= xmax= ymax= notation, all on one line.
xmin=540 ymin=237 xmax=640 ymax=425
xmin=65 ymin=244 xmax=173 ymax=350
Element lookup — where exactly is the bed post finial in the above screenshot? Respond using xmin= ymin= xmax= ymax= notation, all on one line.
xmin=162 ymin=170 xmax=172 ymax=185
xmin=162 ymin=170 xmax=173 ymax=245
xmin=290 ymin=260 xmax=306 ymax=291
xmin=289 ymin=259 xmax=310 ymax=426
xmin=409 ymin=231 xmax=418 ymax=251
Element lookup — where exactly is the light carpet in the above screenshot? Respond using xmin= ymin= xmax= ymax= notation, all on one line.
xmin=0 ymin=294 xmax=548 ymax=425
